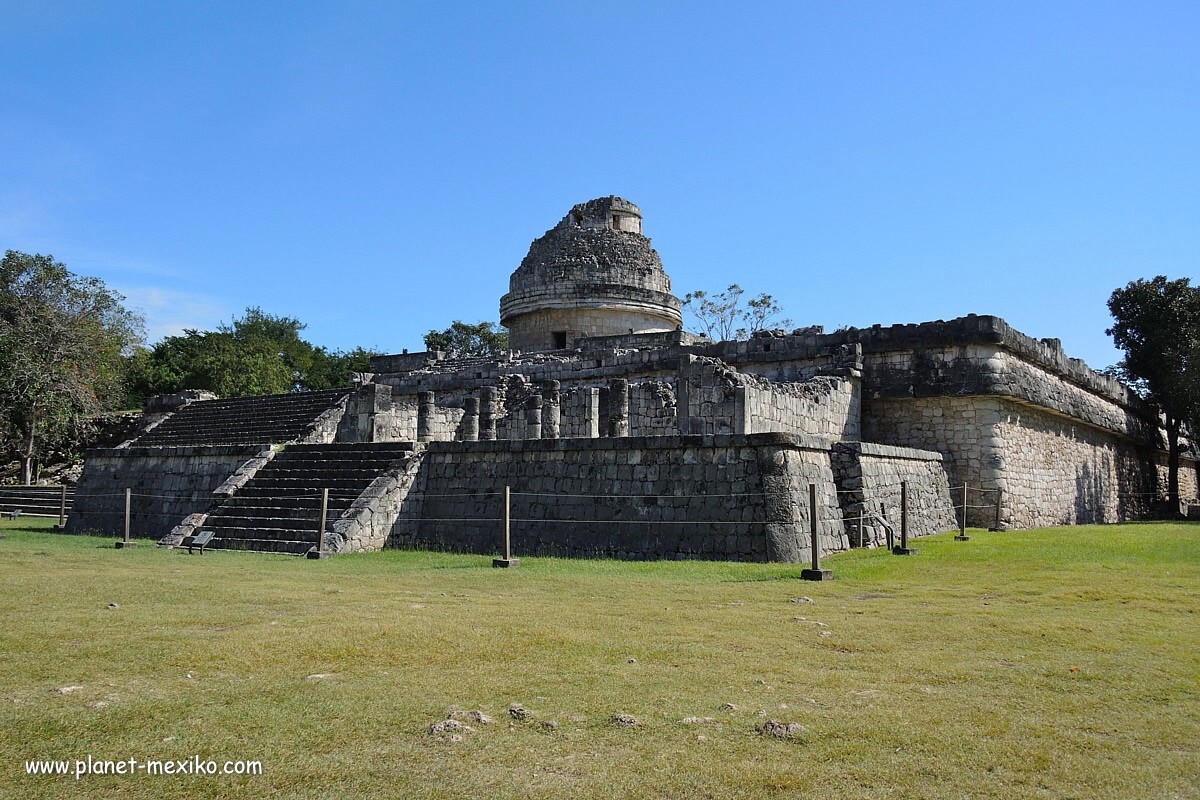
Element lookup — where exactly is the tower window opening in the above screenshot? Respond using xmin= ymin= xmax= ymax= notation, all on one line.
xmin=553 ymin=331 xmax=568 ymax=349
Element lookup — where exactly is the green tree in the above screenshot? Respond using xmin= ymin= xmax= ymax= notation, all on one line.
xmin=424 ymin=320 xmax=509 ymax=359
xmin=1106 ymin=276 xmax=1200 ymax=511
xmin=124 ymin=308 xmax=382 ymax=403
xmin=303 ymin=346 xmax=378 ymax=391
xmin=0 ymin=251 xmax=144 ymax=484
xmin=682 ymin=284 xmax=792 ymax=341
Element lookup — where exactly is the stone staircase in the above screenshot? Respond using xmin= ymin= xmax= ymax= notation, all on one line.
xmin=198 ymin=442 xmax=416 ymax=554
xmin=134 ymin=389 xmax=352 ymax=447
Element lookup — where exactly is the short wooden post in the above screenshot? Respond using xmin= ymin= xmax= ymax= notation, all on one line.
xmin=493 ymin=484 xmax=519 ymax=568
xmin=857 ymin=506 xmax=864 ymax=548
xmin=990 ymin=488 xmax=1004 ymax=531
xmin=956 ymin=482 xmax=970 ymax=541
xmin=115 ymin=487 xmax=136 ymax=548
xmin=893 ymin=480 xmax=916 ymax=555
xmin=58 ymin=485 xmax=67 ymax=528
xmin=801 ymin=483 xmax=832 ymax=581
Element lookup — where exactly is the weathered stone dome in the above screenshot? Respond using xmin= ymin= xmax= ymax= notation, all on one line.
xmin=500 ymin=197 xmax=683 ymax=352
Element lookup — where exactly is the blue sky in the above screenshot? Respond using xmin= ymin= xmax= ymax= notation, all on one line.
xmin=2 ymin=1 xmax=1196 ymax=370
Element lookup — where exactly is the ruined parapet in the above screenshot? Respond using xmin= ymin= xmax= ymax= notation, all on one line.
xmin=369 ymin=350 xmax=446 ymax=374
xmin=500 ymin=197 xmax=683 ymax=353
xmin=676 ymin=355 xmax=859 ymax=439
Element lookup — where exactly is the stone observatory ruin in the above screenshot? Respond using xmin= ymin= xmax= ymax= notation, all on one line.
xmin=67 ymin=196 xmax=1199 ymax=560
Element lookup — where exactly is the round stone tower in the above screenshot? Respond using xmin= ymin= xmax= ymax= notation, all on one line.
xmin=500 ymin=196 xmax=683 ymax=352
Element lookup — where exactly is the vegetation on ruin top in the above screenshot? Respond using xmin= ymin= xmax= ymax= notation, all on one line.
xmin=1 ymin=520 xmax=1197 ymax=799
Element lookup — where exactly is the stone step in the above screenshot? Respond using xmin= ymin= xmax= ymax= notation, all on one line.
xmin=249 ymin=477 xmax=378 ymax=491
xmin=207 ymin=507 xmax=342 ymax=523
xmin=203 ymin=514 xmax=333 ymax=530
xmin=266 ymin=460 xmax=405 ymax=472
xmin=205 ymin=525 xmax=319 ymax=542
xmin=189 ymin=436 xmax=416 ymax=557
xmin=249 ymin=468 xmax=392 ymax=481
xmin=283 ymin=443 xmax=415 ymax=454
xmin=230 ymin=484 xmax=364 ymax=496
xmin=218 ymin=492 xmax=356 ymax=506
xmin=206 ymin=536 xmax=313 ymax=555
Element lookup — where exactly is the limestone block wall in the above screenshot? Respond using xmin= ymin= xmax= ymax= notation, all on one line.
xmin=676 ymin=357 xmax=741 ymax=435
xmin=1152 ymin=451 xmax=1200 ymax=510
xmin=559 ymin=386 xmax=600 ymax=438
xmin=66 ymin=445 xmax=264 ymax=537
xmin=389 ymin=433 xmax=847 ymax=562
xmin=678 ymin=355 xmax=859 ymax=440
xmin=391 ymin=396 xmax=419 ymax=441
xmin=831 ymin=442 xmax=956 ymax=547
xmin=861 ymin=396 xmax=1004 ymax=528
xmin=296 ymin=396 xmax=349 ymax=444
xmin=336 ymin=384 xmax=401 ymax=443
xmin=997 ymin=400 xmax=1198 ymax=528
xmin=742 ymin=375 xmax=859 ymax=440
xmin=864 ymin=394 xmax=1198 ymax=528
xmin=629 ymin=380 xmax=678 ymax=436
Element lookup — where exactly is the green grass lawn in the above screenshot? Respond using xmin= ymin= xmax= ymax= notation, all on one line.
xmin=1 ymin=517 xmax=1197 ymax=799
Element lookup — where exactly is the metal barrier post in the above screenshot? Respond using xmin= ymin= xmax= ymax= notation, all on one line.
xmin=956 ymin=483 xmax=970 ymax=541
xmin=893 ymin=480 xmax=917 ymax=555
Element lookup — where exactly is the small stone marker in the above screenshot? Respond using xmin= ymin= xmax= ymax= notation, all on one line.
xmin=759 ymin=720 xmax=806 ymax=739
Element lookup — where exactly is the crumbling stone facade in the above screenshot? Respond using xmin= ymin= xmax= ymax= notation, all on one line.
xmin=500 ymin=197 xmax=682 ymax=353
xmin=65 ymin=196 xmax=1198 ymax=560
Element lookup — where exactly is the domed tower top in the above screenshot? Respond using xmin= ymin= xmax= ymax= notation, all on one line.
xmin=500 ymin=196 xmax=683 ymax=352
